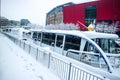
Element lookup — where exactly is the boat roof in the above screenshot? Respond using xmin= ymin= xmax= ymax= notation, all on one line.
xmin=30 ymin=29 xmax=119 ymax=39
xmin=82 ymin=31 xmax=119 ymax=39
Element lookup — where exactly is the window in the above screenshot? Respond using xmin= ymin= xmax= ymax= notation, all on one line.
xmin=32 ymin=32 xmax=38 ymax=39
xmin=38 ymin=32 xmax=41 ymax=41
xmin=56 ymin=35 xmax=64 ymax=47
xmin=94 ymin=38 xmax=119 ymax=53
xmin=85 ymin=6 xmax=96 ymax=19
xmin=85 ymin=6 xmax=96 ymax=26
xmin=64 ymin=35 xmax=81 ymax=51
xmin=84 ymin=41 xmax=95 ymax=52
xmin=42 ymin=33 xmax=55 ymax=45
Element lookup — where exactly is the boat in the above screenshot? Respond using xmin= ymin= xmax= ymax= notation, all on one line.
xmin=2 ymin=27 xmax=120 ymax=79
xmin=30 ymin=29 xmax=120 ymax=74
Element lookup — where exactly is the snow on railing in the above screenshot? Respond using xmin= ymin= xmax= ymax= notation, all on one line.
xmin=2 ymin=32 xmax=120 ymax=80
xmin=95 ymin=23 xmax=117 ymax=33
xmin=66 ymin=49 xmax=120 ymax=68
xmin=45 ymin=23 xmax=79 ymax=30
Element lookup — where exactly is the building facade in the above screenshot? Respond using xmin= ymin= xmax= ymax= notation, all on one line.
xmin=46 ymin=0 xmax=120 ymax=35
xmin=46 ymin=2 xmax=74 ymax=25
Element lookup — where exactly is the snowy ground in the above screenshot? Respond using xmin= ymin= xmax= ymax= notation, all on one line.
xmin=0 ymin=32 xmax=60 ymax=80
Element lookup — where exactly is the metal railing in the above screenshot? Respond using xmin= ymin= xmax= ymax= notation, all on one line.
xmin=66 ymin=49 xmax=120 ymax=68
xmin=2 ymin=32 xmax=120 ymax=80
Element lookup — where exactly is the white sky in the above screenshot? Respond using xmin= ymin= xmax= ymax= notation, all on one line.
xmin=1 ymin=0 xmax=95 ymax=25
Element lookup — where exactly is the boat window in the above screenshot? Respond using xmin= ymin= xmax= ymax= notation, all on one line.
xmin=38 ymin=33 xmax=41 ymax=39
xmin=64 ymin=35 xmax=81 ymax=51
xmin=84 ymin=41 xmax=98 ymax=53
xmin=42 ymin=32 xmax=55 ymax=45
xmin=32 ymin=32 xmax=38 ymax=39
xmin=50 ymin=33 xmax=55 ymax=46
xmin=56 ymin=35 xmax=64 ymax=47
xmin=28 ymin=32 xmax=31 ymax=35
xmin=95 ymin=38 xmax=119 ymax=53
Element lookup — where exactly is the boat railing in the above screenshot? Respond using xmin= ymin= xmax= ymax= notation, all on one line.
xmin=66 ymin=49 xmax=120 ymax=68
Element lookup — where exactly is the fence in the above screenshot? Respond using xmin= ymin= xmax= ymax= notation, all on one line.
xmin=3 ymin=32 xmax=120 ymax=80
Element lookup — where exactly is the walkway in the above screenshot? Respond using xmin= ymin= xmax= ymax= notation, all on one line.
xmin=0 ymin=32 xmax=60 ymax=80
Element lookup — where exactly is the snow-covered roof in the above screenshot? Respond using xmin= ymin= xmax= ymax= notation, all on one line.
xmin=30 ymin=29 xmax=119 ymax=39
xmin=82 ymin=31 xmax=119 ymax=39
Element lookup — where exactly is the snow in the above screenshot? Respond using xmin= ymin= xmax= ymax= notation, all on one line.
xmin=0 ymin=33 xmax=60 ymax=80
xmin=1 ymin=31 xmax=120 ymax=80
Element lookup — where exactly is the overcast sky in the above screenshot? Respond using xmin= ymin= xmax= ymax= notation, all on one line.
xmin=1 ymin=0 xmax=95 ymax=25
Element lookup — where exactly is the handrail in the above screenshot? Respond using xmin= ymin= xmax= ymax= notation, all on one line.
xmin=67 ymin=49 xmax=120 ymax=57
xmin=67 ymin=49 xmax=99 ymax=56
xmin=66 ymin=49 xmax=120 ymax=68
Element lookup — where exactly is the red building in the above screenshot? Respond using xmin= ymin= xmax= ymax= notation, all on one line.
xmin=46 ymin=0 xmax=120 ymax=36
xmin=63 ymin=0 xmax=120 ymax=32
